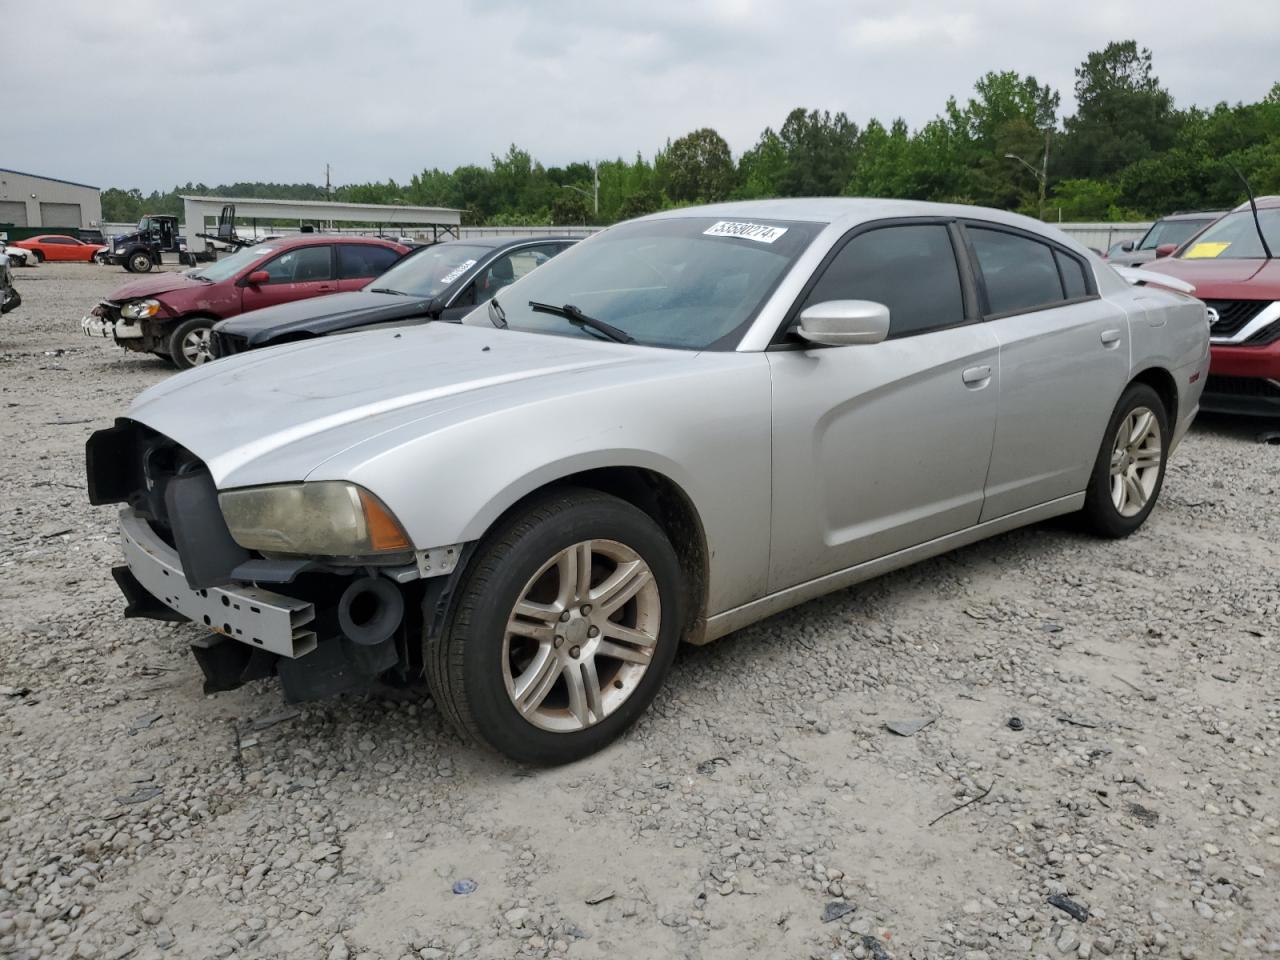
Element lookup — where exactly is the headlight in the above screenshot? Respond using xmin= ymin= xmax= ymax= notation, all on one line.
xmin=218 ymin=482 xmax=411 ymax=557
xmin=121 ymin=298 xmax=161 ymax=319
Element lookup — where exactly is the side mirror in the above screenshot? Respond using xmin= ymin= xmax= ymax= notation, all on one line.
xmin=246 ymin=270 xmax=270 ymax=286
xmin=1120 ymin=240 xmax=1135 ymax=252
xmin=796 ymin=300 xmax=890 ymax=346
xmin=1154 ymin=243 xmax=1178 ymax=258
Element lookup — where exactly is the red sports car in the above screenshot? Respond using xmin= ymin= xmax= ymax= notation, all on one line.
xmin=10 ymin=234 xmax=107 ymax=263
xmin=1141 ymin=196 xmax=1280 ymax=417
xmin=81 ymin=235 xmax=409 ymax=369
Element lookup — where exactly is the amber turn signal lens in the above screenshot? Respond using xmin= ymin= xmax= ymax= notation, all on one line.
xmin=358 ymin=489 xmax=411 ymax=551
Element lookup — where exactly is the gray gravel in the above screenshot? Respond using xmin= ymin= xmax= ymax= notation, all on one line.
xmin=2 ymin=262 xmax=1278 ymax=960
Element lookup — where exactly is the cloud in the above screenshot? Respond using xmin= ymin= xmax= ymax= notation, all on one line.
xmin=2 ymin=0 xmax=1275 ymax=192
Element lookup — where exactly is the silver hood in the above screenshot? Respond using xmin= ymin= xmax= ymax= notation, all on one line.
xmin=129 ymin=322 xmax=684 ymax=488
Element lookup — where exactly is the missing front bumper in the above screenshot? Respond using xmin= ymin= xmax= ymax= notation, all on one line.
xmin=119 ymin=508 xmax=317 ymax=659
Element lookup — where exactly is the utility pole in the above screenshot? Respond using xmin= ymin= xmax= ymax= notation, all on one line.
xmin=1004 ymin=133 xmax=1050 ymax=222
xmin=325 ymin=163 xmax=331 ymax=200
xmin=560 ymin=162 xmax=599 ymax=220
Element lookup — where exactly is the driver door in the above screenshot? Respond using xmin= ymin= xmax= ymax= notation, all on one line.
xmin=240 ymin=245 xmax=337 ymax=312
xmin=766 ymin=221 xmax=1000 ymax=591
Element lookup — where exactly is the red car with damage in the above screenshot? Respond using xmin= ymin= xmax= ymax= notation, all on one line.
xmin=81 ymin=235 xmax=408 ymax=369
xmin=1141 ymin=196 xmax=1280 ymax=417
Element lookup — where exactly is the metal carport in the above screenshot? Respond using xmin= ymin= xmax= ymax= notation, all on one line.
xmin=179 ymin=196 xmax=463 ymax=254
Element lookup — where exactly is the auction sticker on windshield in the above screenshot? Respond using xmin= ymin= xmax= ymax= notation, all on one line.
xmin=440 ymin=259 xmax=477 ymax=285
xmin=703 ymin=221 xmax=789 ymax=243
xmin=1184 ymin=242 xmax=1231 ymax=259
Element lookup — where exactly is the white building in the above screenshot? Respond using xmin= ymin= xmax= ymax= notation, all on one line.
xmin=0 ymin=168 xmax=103 ymax=229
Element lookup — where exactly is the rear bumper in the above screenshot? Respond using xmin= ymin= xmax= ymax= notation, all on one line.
xmin=118 ymin=508 xmax=317 ymax=658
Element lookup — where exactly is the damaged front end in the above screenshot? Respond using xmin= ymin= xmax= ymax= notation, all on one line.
xmin=86 ymin=418 xmax=457 ymax=701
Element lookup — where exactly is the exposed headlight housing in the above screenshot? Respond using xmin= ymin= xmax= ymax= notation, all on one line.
xmin=218 ymin=481 xmax=411 ymax=558
xmin=121 ymin=298 xmax=161 ymax=319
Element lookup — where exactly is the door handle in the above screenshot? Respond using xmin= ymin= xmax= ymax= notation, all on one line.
xmin=961 ymin=364 xmax=992 ymax=386
xmin=1100 ymin=328 xmax=1122 ymax=347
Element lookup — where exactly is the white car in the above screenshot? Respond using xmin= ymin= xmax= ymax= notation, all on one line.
xmin=0 ymin=242 xmax=35 ymax=267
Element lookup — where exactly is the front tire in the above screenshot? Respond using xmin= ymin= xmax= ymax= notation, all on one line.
xmin=427 ymin=488 xmax=683 ymax=765
xmin=128 ymin=251 xmax=153 ymax=273
xmin=1080 ymin=383 xmax=1168 ymax=538
xmin=168 ymin=317 xmax=215 ymax=370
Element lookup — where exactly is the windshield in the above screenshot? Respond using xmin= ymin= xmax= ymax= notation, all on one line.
xmin=371 ymin=243 xmax=492 ymax=297
xmin=1138 ymin=217 xmax=1213 ymax=251
xmin=1177 ymin=209 xmax=1279 ymax=260
xmin=138 ymin=217 xmax=154 ymax=233
xmin=461 ymin=217 xmax=820 ymax=349
xmin=189 ymin=245 xmax=275 ymax=283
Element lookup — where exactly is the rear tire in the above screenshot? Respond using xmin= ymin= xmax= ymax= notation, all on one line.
xmin=30 ymin=250 xmax=44 ymax=264
xmin=427 ymin=488 xmax=683 ymax=765
xmin=1080 ymin=383 xmax=1169 ymax=538
xmin=168 ymin=317 xmax=215 ymax=370
xmin=128 ymin=251 xmax=153 ymax=273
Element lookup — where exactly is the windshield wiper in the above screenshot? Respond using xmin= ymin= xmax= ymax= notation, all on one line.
xmin=368 ymin=287 xmax=414 ymax=296
xmin=488 ymin=296 xmax=507 ymax=328
xmin=528 ymin=301 xmax=633 ymax=344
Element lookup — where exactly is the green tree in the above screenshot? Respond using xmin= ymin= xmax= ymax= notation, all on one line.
xmin=657 ymin=128 xmax=736 ymax=204
xmin=776 ymin=108 xmax=859 ymax=196
xmin=1059 ymin=40 xmax=1178 ymax=177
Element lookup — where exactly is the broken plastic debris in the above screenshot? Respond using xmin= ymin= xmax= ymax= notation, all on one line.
xmin=821 ymin=900 xmax=855 ymax=923
xmin=1047 ymin=893 xmax=1090 ymax=922
xmin=884 ymin=717 xmax=935 ymax=737
xmin=452 ymin=878 xmax=478 ymax=896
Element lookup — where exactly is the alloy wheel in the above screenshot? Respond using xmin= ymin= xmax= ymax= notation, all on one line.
xmin=181 ymin=327 xmax=213 ymax=366
xmin=1109 ymin=405 xmax=1162 ymax=518
xmin=502 ymin=539 xmax=660 ymax=733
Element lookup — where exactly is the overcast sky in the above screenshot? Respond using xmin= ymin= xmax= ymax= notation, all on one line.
xmin=6 ymin=0 xmax=1277 ymax=192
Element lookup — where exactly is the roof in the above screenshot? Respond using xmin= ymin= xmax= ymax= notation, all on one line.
xmin=439 ymin=235 xmax=581 ymax=250
xmin=251 ymin=234 xmax=406 ymax=250
xmin=1159 ymin=210 xmax=1227 ymax=220
xmin=0 ymin=167 xmax=99 ymax=191
xmin=643 ymin=197 xmax=1091 ymax=251
xmin=179 ymin=195 xmax=462 ymax=225
xmin=1232 ymin=196 xmax=1280 ymax=211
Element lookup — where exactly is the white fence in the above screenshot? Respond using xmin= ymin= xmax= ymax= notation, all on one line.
xmin=102 ymin=220 xmax=1151 ymax=252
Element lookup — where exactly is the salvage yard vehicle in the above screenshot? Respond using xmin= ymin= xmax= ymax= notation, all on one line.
xmin=86 ymin=198 xmax=1209 ymax=764
xmin=100 ymin=214 xmax=186 ymax=272
xmin=10 ymin=234 xmax=106 ymax=263
xmin=0 ymin=239 xmax=36 ymax=268
xmin=0 ymin=251 xmax=19 ymax=314
xmin=81 ymin=235 xmax=408 ymax=370
xmin=211 ymin=235 xmax=577 ymax=356
xmin=1106 ymin=210 xmax=1224 ymax=266
xmin=1140 ymin=195 xmax=1280 ymax=416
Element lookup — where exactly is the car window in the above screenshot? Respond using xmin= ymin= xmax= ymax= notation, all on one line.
xmin=1176 ymin=208 xmax=1280 ymax=260
xmin=461 ymin=217 xmax=821 ymax=350
xmin=261 ymin=246 xmax=333 ymax=284
xmin=1055 ymin=250 xmax=1089 ymax=299
xmin=1138 ymin=217 xmax=1213 ymax=251
xmin=800 ymin=224 xmax=966 ymax=338
xmin=44 ymin=237 xmax=72 ymax=245
xmin=470 ymin=244 xmax=566 ymax=302
xmin=969 ymin=227 xmax=1065 ymax=315
xmin=337 ymin=244 xmax=401 ymax=280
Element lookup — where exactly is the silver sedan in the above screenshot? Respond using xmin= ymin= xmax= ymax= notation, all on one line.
xmin=88 ymin=199 xmax=1209 ymax=764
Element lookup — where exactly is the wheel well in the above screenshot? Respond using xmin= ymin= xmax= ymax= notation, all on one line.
xmin=507 ymin=468 xmax=710 ymax=642
xmin=1130 ymin=367 xmax=1179 ymax=426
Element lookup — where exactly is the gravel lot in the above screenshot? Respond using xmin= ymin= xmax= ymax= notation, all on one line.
xmin=2 ymin=262 xmax=1278 ymax=960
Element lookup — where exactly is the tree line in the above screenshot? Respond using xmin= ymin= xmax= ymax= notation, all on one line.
xmin=102 ymin=41 xmax=1280 ymax=227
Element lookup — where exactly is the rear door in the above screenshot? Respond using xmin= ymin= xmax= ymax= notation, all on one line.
xmin=963 ymin=223 xmax=1129 ymax=519
xmin=766 ymin=220 xmax=1000 ymax=590
xmin=240 ymin=244 xmax=338 ymax=313
xmin=336 ymin=243 xmax=404 ymax=292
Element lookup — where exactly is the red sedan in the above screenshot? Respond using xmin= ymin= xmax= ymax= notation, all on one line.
xmin=1142 ymin=196 xmax=1280 ymax=417
xmin=82 ymin=235 xmax=409 ymax=369
xmin=11 ymin=234 xmax=106 ymax=263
